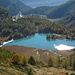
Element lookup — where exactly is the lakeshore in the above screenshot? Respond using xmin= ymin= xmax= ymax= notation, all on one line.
xmin=0 ymin=39 xmax=13 ymax=47
xmin=2 ymin=33 xmax=75 ymax=50
xmin=46 ymin=34 xmax=75 ymax=40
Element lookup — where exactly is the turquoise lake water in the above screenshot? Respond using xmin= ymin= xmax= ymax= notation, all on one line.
xmin=3 ymin=33 xmax=75 ymax=50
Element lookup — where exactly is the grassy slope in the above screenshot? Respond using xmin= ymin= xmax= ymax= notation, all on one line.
xmin=0 ymin=45 xmax=75 ymax=75
xmin=33 ymin=67 xmax=75 ymax=75
xmin=3 ymin=45 xmax=57 ymax=63
xmin=0 ymin=61 xmax=75 ymax=75
xmin=0 ymin=63 xmax=75 ymax=75
xmin=0 ymin=64 xmax=27 ymax=75
xmin=3 ymin=45 xmax=73 ymax=63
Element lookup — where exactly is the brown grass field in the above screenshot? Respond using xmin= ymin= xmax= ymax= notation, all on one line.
xmin=2 ymin=45 xmax=73 ymax=63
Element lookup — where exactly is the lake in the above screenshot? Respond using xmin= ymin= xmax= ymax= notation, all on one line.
xmin=3 ymin=33 xmax=75 ymax=50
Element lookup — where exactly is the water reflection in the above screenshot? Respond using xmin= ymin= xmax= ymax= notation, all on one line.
xmin=15 ymin=34 xmax=35 ymax=42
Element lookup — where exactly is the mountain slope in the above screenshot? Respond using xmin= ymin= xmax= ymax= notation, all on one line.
xmin=60 ymin=11 xmax=75 ymax=28
xmin=19 ymin=0 xmax=68 ymax=8
xmin=47 ymin=0 xmax=75 ymax=18
xmin=0 ymin=7 xmax=9 ymax=18
xmin=0 ymin=0 xmax=32 ymax=15
xmin=24 ymin=0 xmax=75 ymax=19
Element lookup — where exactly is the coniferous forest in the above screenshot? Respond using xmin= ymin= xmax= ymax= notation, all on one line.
xmin=0 ymin=6 xmax=67 ymax=40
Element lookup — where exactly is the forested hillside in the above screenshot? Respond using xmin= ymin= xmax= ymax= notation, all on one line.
xmin=23 ymin=0 xmax=75 ymax=28
xmin=24 ymin=0 xmax=75 ymax=19
xmin=1 ymin=6 xmax=75 ymax=40
xmin=60 ymin=11 xmax=75 ymax=28
xmin=0 ymin=0 xmax=32 ymax=15
xmin=0 ymin=7 xmax=9 ymax=18
xmin=0 ymin=15 xmax=66 ymax=39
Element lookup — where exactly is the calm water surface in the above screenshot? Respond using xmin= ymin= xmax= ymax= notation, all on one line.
xmin=3 ymin=33 xmax=75 ymax=50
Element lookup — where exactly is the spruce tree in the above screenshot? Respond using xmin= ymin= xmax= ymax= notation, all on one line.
xmin=28 ymin=56 xmax=36 ymax=65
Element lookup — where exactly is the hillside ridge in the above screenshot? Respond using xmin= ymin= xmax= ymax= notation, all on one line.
xmin=0 ymin=0 xmax=32 ymax=15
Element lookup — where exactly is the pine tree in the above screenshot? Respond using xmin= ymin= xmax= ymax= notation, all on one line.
xmin=12 ymin=54 xmax=20 ymax=64
xmin=22 ymin=55 xmax=27 ymax=66
xmin=48 ymin=56 xmax=53 ymax=67
xmin=56 ymin=55 xmax=61 ymax=67
xmin=62 ymin=58 xmax=68 ymax=69
xmin=28 ymin=56 xmax=36 ymax=65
